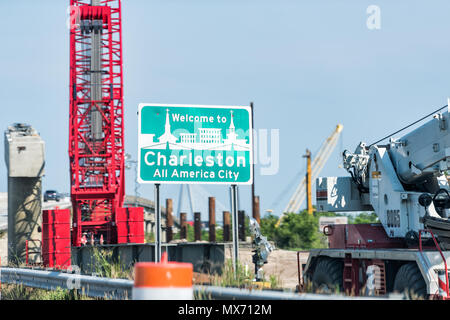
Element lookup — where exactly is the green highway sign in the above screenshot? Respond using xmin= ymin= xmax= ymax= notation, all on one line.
xmin=137 ymin=104 xmax=253 ymax=185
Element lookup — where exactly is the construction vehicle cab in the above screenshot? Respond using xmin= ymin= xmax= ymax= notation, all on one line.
xmin=303 ymin=104 xmax=450 ymax=299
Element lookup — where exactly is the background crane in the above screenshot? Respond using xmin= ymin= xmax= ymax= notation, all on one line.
xmin=274 ymin=124 xmax=343 ymax=227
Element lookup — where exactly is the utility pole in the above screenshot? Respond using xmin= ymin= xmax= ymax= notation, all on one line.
xmin=231 ymin=184 xmax=239 ymax=274
xmin=304 ymin=149 xmax=313 ymax=215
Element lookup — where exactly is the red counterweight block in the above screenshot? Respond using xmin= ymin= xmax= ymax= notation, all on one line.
xmin=116 ymin=207 xmax=145 ymax=244
xmin=42 ymin=210 xmax=72 ymax=269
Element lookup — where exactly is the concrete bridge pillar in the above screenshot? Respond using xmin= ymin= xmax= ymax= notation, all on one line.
xmin=4 ymin=124 xmax=45 ymax=265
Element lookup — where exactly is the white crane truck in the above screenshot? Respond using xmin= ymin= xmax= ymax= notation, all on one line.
xmin=304 ymin=104 xmax=450 ymax=299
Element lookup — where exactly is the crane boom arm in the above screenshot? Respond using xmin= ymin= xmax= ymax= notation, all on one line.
xmin=318 ymin=104 xmax=450 ymax=246
xmin=285 ymin=128 xmax=342 ymax=213
xmin=276 ymin=124 xmax=343 ymax=227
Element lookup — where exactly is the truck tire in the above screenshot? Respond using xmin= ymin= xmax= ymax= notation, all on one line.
xmin=310 ymin=258 xmax=343 ymax=294
xmin=393 ymin=263 xmax=427 ymax=299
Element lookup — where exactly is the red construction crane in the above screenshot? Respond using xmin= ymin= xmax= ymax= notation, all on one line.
xmin=67 ymin=0 xmax=143 ymax=247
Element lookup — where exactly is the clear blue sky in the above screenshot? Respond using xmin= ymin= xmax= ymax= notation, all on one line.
xmin=1 ymin=0 xmax=450 ymax=221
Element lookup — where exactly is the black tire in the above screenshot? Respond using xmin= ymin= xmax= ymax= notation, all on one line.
xmin=393 ymin=263 xmax=427 ymax=299
xmin=310 ymin=258 xmax=343 ymax=294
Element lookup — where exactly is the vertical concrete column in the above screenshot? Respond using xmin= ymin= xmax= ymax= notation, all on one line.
xmin=7 ymin=178 xmax=42 ymax=264
xmin=194 ymin=212 xmax=201 ymax=241
xmin=238 ymin=210 xmax=246 ymax=241
xmin=180 ymin=212 xmax=187 ymax=240
xmin=253 ymin=196 xmax=261 ymax=225
xmin=4 ymin=124 xmax=45 ymax=265
xmin=223 ymin=211 xmax=231 ymax=242
xmin=166 ymin=198 xmax=173 ymax=242
xmin=208 ymin=197 xmax=216 ymax=242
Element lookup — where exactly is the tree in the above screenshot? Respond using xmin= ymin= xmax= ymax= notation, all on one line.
xmin=347 ymin=212 xmax=379 ymax=224
xmin=259 ymin=211 xmax=327 ymax=250
xmin=258 ymin=210 xmax=379 ymax=250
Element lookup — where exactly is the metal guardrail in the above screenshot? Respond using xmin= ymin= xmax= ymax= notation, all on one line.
xmin=1 ymin=268 xmax=132 ymax=299
xmin=0 ymin=267 xmax=403 ymax=300
xmin=194 ymin=286 xmax=401 ymax=300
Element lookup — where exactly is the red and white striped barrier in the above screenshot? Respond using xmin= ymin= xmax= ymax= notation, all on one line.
xmin=132 ymin=252 xmax=193 ymax=300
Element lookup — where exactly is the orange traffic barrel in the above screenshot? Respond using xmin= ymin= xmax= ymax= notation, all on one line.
xmin=132 ymin=252 xmax=193 ymax=300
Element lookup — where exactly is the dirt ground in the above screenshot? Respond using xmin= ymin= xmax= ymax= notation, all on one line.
xmin=225 ymin=245 xmax=309 ymax=290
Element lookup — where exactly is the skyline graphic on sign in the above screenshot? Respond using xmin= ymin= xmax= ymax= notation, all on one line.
xmin=140 ymin=108 xmax=251 ymax=152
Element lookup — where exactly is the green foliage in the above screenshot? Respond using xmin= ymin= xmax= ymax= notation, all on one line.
xmin=260 ymin=211 xmax=325 ymax=250
xmin=3 ymin=249 xmax=132 ymax=300
xmin=260 ymin=210 xmax=379 ymax=250
xmin=91 ymin=247 xmax=133 ymax=280
xmin=187 ymin=224 xmax=194 ymax=241
xmin=347 ymin=212 xmax=379 ymax=224
xmin=260 ymin=214 xmax=279 ymax=238
xmin=172 ymin=224 xmax=228 ymax=242
xmin=278 ymin=212 xmax=318 ymax=249
xmin=39 ymin=287 xmax=76 ymax=300
xmin=169 ymin=213 xmax=252 ymax=243
xmin=145 ymin=232 xmax=155 ymax=243
xmin=196 ymin=259 xmax=257 ymax=299
xmin=215 ymin=227 xmax=223 ymax=242
xmin=269 ymin=274 xmax=281 ymax=289
xmin=212 ymin=259 xmax=252 ymax=288
xmin=0 ymin=284 xmax=93 ymax=300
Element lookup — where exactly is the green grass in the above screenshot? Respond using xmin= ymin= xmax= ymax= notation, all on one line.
xmin=211 ymin=259 xmax=252 ymax=288
xmin=268 ymin=274 xmax=282 ymax=290
xmin=2 ymin=248 xmax=133 ymax=300
xmin=91 ymin=247 xmax=133 ymax=280
xmin=193 ymin=259 xmax=283 ymax=300
xmin=210 ymin=259 xmax=283 ymax=289
xmin=145 ymin=232 xmax=155 ymax=243
xmin=195 ymin=259 xmax=252 ymax=300
xmin=1 ymin=284 xmax=95 ymax=300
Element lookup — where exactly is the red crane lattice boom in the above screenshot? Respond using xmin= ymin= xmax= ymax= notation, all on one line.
xmin=68 ymin=0 xmax=142 ymax=247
